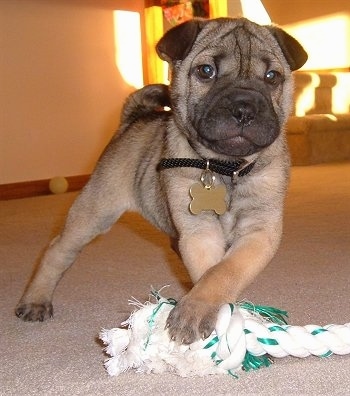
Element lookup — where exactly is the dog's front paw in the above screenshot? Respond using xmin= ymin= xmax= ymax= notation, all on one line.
xmin=166 ymin=297 xmax=218 ymax=344
xmin=15 ymin=302 xmax=53 ymax=322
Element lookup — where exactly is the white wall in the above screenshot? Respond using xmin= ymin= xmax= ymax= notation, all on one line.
xmin=0 ymin=0 xmax=143 ymax=184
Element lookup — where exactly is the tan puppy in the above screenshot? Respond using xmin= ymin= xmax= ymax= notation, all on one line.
xmin=16 ymin=18 xmax=307 ymax=344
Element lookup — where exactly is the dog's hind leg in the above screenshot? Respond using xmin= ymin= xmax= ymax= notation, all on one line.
xmin=15 ymin=169 xmax=132 ymax=322
xmin=15 ymin=84 xmax=167 ymax=323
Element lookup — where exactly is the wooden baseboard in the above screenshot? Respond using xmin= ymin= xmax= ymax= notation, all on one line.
xmin=0 ymin=175 xmax=90 ymax=200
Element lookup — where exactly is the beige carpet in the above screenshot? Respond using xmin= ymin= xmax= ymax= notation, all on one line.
xmin=1 ymin=162 xmax=350 ymax=395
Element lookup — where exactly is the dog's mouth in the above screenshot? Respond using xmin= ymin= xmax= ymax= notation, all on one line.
xmin=197 ymin=131 xmax=266 ymax=156
xmin=195 ymin=115 xmax=280 ymax=156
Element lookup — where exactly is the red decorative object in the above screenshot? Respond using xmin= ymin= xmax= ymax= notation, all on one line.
xmin=162 ymin=1 xmax=193 ymax=26
xmin=161 ymin=1 xmax=209 ymax=26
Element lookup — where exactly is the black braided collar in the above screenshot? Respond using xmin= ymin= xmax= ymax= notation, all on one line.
xmin=157 ymin=158 xmax=255 ymax=178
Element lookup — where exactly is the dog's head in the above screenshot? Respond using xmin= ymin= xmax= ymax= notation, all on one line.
xmin=157 ymin=18 xmax=307 ymax=158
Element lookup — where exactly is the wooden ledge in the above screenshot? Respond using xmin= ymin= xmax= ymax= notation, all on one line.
xmin=0 ymin=174 xmax=90 ymax=200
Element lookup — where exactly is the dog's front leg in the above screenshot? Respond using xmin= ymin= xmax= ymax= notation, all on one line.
xmin=166 ymin=225 xmax=225 ymax=344
xmin=166 ymin=226 xmax=281 ymax=344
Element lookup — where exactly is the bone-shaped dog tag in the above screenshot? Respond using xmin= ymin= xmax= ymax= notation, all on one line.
xmin=189 ymin=183 xmax=227 ymax=215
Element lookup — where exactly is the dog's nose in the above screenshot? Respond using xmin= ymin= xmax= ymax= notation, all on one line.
xmin=231 ymin=101 xmax=256 ymax=127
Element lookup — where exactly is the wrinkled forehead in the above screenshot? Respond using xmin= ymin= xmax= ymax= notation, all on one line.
xmin=189 ymin=20 xmax=286 ymax=75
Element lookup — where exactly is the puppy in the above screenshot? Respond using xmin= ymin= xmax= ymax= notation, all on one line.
xmin=16 ymin=18 xmax=307 ymax=344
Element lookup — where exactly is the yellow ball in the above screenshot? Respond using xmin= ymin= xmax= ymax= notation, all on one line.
xmin=49 ymin=176 xmax=69 ymax=194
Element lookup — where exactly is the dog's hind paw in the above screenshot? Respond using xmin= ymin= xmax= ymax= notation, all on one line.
xmin=15 ymin=302 xmax=53 ymax=322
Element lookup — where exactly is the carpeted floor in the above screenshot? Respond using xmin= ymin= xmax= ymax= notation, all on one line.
xmin=1 ymin=162 xmax=350 ymax=395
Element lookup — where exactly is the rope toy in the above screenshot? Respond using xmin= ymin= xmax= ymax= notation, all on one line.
xmin=100 ymin=291 xmax=350 ymax=377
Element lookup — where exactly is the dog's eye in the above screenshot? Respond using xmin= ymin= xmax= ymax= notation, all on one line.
xmin=196 ymin=64 xmax=216 ymax=80
xmin=265 ymin=70 xmax=282 ymax=85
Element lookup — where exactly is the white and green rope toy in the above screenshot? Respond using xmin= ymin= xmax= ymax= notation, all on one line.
xmin=100 ymin=291 xmax=350 ymax=378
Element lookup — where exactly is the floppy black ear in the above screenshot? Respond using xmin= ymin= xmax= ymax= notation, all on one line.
xmin=156 ymin=19 xmax=204 ymax=64
xmin=267 ymin=26 xmax=308 ymax=71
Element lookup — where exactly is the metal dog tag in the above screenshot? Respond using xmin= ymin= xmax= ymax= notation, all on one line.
xmin=189 ymin=165 xmax=227 ymax=215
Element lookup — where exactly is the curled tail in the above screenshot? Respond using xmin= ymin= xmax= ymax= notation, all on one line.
xmin=120 ymin=84 xmax=171 ymax=129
